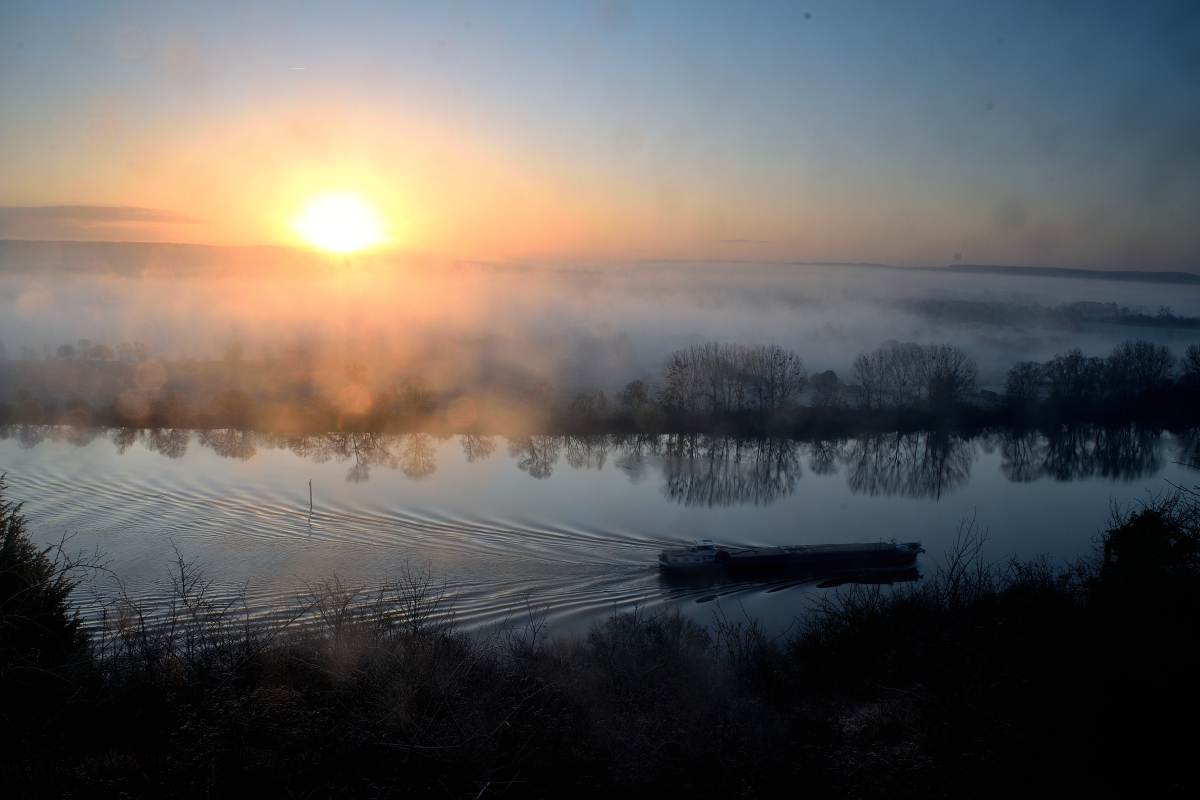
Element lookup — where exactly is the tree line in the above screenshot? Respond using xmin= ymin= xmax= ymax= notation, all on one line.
xmin=589 ymin=340 xmax=977 ymax=422
xmin=654 ymin=342 xmax=809 ymax=414
xmin=4 ymin=335 xmax=1200 ymax=432
xmin=1005 ymin=341 xmax=1200 ymax=409
xmin=0 ymin=338 xmax=151 ymax=362
xmin=851 ymin=342 xmax=978 ymax=411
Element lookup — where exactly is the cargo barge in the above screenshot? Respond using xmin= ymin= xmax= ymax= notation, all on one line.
xmin=658 ymin=539 xmax=923 ymax=571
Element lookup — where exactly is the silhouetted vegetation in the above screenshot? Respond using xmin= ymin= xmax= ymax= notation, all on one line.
xmin=2 ymin=479 xmax=1199 ymax=795
xmin=0 ymin=474 xmax=96 ymax=746
xmin=853 ymin=341 xmax=978 ymax=411
xmin=1000 ymin=338 xmax=1200 ymax=426
xmin=657 ymin=342 xmax=807 ymax=417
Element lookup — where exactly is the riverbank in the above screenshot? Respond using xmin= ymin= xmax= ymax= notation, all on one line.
xmin=4 ymin=336 xmax=1199 ymax=439
xmin=2 ymin=478 xmax=1198 ymax=797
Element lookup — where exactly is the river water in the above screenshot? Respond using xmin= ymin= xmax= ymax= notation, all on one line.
xmin=3 ymin=425 xmax=1198 ymax=634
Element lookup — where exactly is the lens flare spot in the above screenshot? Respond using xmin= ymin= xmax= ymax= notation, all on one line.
xmin=447 ymin=396 xmax=479 ymax=427
xmin=340 ymin=383 xmax=373 ymax=414
xmin=118 ymin=390 xmax=150 ymax=420
xmin=290 ymin=193 xmax=391 ymax=253
xmin=134 ymin=361 xmax=166 ymax=390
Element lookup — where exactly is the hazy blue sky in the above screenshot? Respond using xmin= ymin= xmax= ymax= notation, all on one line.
xmin=1 ymin=1 xmax=1198 ymax=267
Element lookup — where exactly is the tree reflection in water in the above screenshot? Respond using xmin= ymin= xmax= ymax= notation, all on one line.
xmin=1002 ymin=425 xmax=1166 ymax=483
xmin=844 ymin=432 xmax=975 ymax=500
xmin=256 ymin=432 xmax=439 ymax=483
xmin=507 ymin=435 xmax=562 ymax=479
xmin=564 ymin=435 xmax=610 ymax=470
xmin=145 ymin=428 xmax=190 ymax=459
xmin=2 ymin=424 xmax=1187 ymax=500
xmin=612 ymin=434 xmax=661 ymax=459
xmin=806 ymin=439 xmax=845 ymax=476
xmin=1000 ymin=430 xmax=1044 ymax=483
xmin=112 ymin=426 xmax=140 ymax=454
xmin=461 ymin=435 xmax=496 ymax=463
xmin=398 ymin=434 xmax=438 ymax=480
xmin=6 ymin=423 xmax=105 ymax=450
xmin=198 ymin=429 xmax=258 ymax=461
xmin=659 ymin=435 xmax=801 ymax=508
xmin=1178 ymin=429 xmax=1200 ymax=471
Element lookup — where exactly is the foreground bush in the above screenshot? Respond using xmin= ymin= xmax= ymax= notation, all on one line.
xmin=0 ymin=474 xmax=92 ymax=742
xmin=1 ymin=481 xmax=1199 ymax=797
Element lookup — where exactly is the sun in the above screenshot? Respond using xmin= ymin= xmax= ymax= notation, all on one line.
xmin=290 ymin=193 xmax=391 ymax=253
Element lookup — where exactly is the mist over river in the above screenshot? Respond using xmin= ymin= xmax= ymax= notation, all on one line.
xmin=4 ymin=426 xmax=1196 ymax=634
xmin=5 ymin=250 xmax=1200 ymax=633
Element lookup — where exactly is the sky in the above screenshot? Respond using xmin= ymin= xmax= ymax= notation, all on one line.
xmin=1 ymin=0 xmax=1198 ymax=267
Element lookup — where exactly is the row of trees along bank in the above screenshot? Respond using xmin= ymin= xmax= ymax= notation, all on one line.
xmin=1006 ymin=340 xmax=1200 ymax=409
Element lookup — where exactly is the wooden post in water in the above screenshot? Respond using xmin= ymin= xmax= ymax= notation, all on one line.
xmin=309 ymin=480 xmax=313 ymax=513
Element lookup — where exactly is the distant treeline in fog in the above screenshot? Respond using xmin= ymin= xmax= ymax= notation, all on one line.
xmin=1 ymin=334 xmax=1199 ymax=434
xmin=902 ymin=298 xmax=1200 ymax=331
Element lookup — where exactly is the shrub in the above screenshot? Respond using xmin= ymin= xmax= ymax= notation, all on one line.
xmin=0 ymin=474 xmax=91 ymax=740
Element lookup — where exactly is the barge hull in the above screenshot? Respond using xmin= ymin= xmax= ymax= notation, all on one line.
xmin=658 ymin=541 xmax=923 ymax=572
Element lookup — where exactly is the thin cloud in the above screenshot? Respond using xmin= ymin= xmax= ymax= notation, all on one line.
xmin=0 ymin=205 xmax=210 ymax=225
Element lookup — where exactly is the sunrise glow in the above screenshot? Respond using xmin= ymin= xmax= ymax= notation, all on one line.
xmin=289 ymin=194 xmax=390 ymax=253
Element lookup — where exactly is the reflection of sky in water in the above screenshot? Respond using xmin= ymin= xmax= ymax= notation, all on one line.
xmin=3 ymin=427 xmax=1197 ymax=634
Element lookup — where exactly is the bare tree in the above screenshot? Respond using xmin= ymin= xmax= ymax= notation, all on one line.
xmin=658 ymin=347 xmax=703 ymax=413
xmin=1004 ymin=361 xmax=1044 ymax=405
xmin=1105 ymin=339 xmax=1175 ymax=400
xmin=853 ymin=342 xmax=922 ymax=409
xmin=1181 ymin=343 xmax=1200 ymax=387
xmin=567 ymin=390 xmax=609 ymax=419
xmin=745 ymin=344 xmax=807 ymax=411
xmin=521 ymin=381 xmax=555 ymax=415
xmin=659 ymin=342 xmax=806 ymax=414
xmin=117 ymin=341 xmax=151 ymax=362
xmin=852 ymin=348 xmax=887 ymax=410
xmin=1043 ymin=348 xmax=1104 ymax=406
xmin=617 ymin=379 xmax=652 ymax=414
xmin=695 ymin=342 xmax=742 ymax=412
xmin=924 ymin=344 xmax=978 ymax=408
xmin=854 ymin=342 xmax=976 ymax=410
xmin=398 ymin=376 xmax=435 ymax=416
xmin=810 ymin=370 xmax=841 ymax=408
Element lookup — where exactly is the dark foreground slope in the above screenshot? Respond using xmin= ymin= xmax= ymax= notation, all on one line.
xmin=1 ymin=475 xmax=1198 ymax=798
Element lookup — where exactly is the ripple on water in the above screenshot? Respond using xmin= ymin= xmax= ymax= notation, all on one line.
xmin=4 ymin=429 xmax=1194 ymax=634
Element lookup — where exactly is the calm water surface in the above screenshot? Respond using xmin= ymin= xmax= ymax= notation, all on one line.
xmin=3 ymin=426 xmax=1197 ymax=633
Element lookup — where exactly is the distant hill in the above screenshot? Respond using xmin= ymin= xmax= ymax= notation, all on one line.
xmin=944 ymin=263 xmax=1200 ymax=286
xmin=793 ymin=260 xmax=1200 ymax=285
xmin=0 ymin=239 xmax=327 ymax=276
